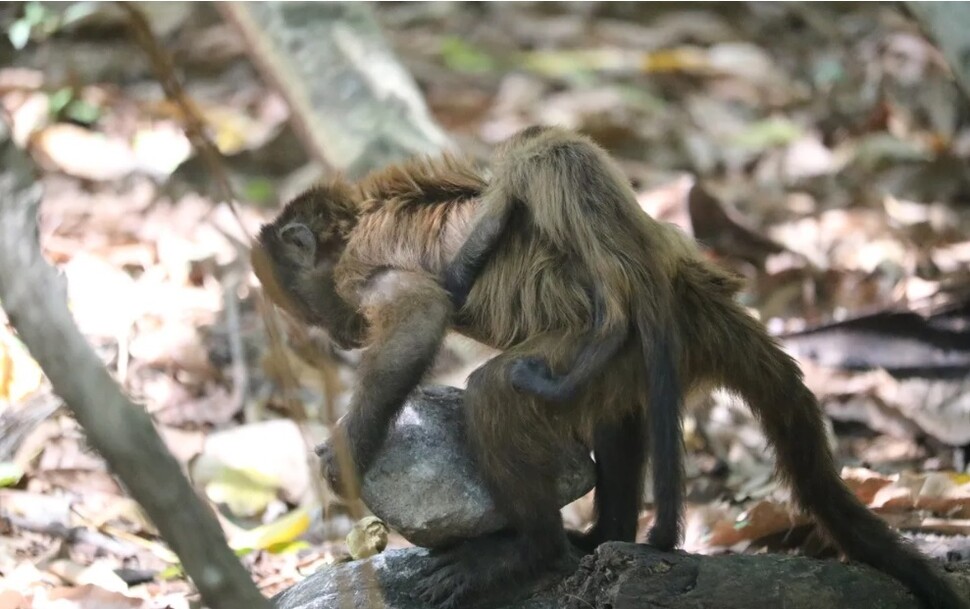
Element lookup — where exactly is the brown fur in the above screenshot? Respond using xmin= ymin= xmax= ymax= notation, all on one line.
xmin=252 ymin=127 xmax=965 ymax=609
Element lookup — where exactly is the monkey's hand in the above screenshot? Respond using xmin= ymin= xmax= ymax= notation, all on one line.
xmin=314 ymin=427 xmax=364 ymax=500
xmin=508 ymin=355 xmax=577 ymax=402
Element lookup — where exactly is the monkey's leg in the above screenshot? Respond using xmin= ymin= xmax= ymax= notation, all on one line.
xmin=514 ymin=311 xmax=683 ymax=550
xmin=569 ymin=407 xmax=647 ymax=553
xmin=414 ymin=336 xmax=577 ymax=609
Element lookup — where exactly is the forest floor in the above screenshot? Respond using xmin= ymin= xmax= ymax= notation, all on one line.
xmin=1 ymin=3 xmax=969 ymax=608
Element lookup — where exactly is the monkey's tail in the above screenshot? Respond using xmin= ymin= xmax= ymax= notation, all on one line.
xmin=633 ymin=302 xmax=685 ymax=551
xmin=684 ymin=265 xmax=966 ymax=609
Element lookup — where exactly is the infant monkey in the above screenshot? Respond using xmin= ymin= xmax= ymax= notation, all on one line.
xmin=252 ymin=126 xmax=966 ymax=609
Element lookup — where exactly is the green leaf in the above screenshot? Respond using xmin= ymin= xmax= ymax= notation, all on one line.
xmin=8 ymin=20 xmax=32 ymax=50
xmin=440 ymin=37 xmax=496 ymax=74
xmin=730 ymin=117 xmax=802 ymax=151
xmin=228 ymin=506 xmax=312 ymax=553
xmin=0 ymin=462 xmax=24 ymax=487
xmin=243 ymin=178 xmax=275 ymax=205
xmin=204 ymin=465 xmax=279 ymax=518
xmin=65 ymin=99 xmax=102 ymax=125
xmin=61 ymin=2 xmax=99 ymax=27
xmin=48 ymin=87 xmax=74 ymax=116
xmin=158 ymin=563 xmax=184 ymax=580
xmin=23 ymin=2 xmax=46 ymax=26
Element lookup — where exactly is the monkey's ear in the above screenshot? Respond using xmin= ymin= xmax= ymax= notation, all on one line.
xmin=279 ymin=222 xmax=317 ymax=266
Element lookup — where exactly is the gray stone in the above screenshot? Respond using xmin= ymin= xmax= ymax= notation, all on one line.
xmin=272 ymin=546 xmax=562 ymax=609
xmin=325 ymin=385 xmax=596 ymax=549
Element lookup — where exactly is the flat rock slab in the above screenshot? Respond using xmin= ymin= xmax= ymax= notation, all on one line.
xmin=332 ymin=385 xmax=596 ymax=548
xmin=273 ymin=546 xmax=562 ymax=609
xmin=562 ymin=543 xmax=932 ymax=609
xmin=274 ymin=542 xmax=966 ymax=609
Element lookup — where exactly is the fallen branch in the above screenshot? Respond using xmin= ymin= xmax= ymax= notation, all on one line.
xmin=0 ymin=120 xmax=271 ymax=608
xmin=218 ymin=1 xmax=451 ymax=179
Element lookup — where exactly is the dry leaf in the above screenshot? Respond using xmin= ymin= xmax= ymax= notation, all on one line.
xmin=228 ymin=506 xmax=313 ymax=552
xmin=0 ymin=329 xmax=44 ymax=403
xmin=44 ymin=584 xmax=145 ymax=609
xmin=705 ymin=500 xmax=809 ymax=550
xmin=33 ymin=124 xmax=136 ymax=181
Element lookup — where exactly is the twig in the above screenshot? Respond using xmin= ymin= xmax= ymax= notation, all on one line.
xmin=6 ymin=514 xmax=141 ymax=559
xmin=116 ymin=3 xmax=244 ymax=229
xmin=119 ymin=0 xmax=260 ymax=418
xmin=0 ymin=393 xmax=61 ymax=460
xmin=222 ymin=269 xmax=250 ymax=418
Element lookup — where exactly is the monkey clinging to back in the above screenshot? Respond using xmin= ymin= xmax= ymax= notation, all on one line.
xmin=252 ymin=125 xmax=966 ymax=609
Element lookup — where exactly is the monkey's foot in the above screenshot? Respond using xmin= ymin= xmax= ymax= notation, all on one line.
xmin=413 ymin=531 xmax=574 ymax=609
xmin=645 ymin=525 xmax=678 ymax=552
xmin=566 ymin=528 xmax=601 ymax=555
xmin=508 ymin=356 xmax=577 ymax=402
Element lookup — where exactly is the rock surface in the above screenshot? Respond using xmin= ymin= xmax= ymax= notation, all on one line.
xmin=274 ymin=542 xmax=955 ymax=609
xmin=273 ymin=546 xmax=563 ymax=609
xmin=324 ymin=385 xmax=596 ymax=548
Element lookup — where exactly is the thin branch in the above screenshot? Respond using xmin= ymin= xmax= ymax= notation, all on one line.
xmin=0 ymin=120 xmax=272 ymax=609
xmin=117 ymin=1 xmax=249 ymax=242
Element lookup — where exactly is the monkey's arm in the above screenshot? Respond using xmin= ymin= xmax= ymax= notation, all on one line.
xmin=443 ymin=188 xmax=513 ymax=310
xmin=324 ymin=270 xmax=451 ymax=495
xmin=442 ymin=127 xmax=561 ymax=308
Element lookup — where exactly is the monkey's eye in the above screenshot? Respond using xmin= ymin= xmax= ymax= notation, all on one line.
xmin=279 ymin=223 xmax=317 ymax=266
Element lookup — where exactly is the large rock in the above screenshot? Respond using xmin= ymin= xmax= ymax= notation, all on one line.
xmin=274 ymin=542 xmax=952 ymax=609
xmin=326 ymin=385 xmax=596 ymax=548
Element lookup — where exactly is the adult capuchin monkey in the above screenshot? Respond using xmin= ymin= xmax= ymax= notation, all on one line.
xmin=251 ymin=126 xmax=965 ymax=609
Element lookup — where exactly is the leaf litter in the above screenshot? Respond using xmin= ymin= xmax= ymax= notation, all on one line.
xmin=1 ymin=2 xmax=970 ymax=605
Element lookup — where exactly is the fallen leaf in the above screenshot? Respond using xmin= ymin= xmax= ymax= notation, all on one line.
xmin=859 ymin=470 xmax=970 ymax=518
xmin=841 ymin=467 xmax=895 ymax=504
xmin=45 ymin=560 xmax=128 ymax=593
xmin=201 ymin=465 xmax=280 ymax=518
xmin=0 ymin=329 xmax=44 ymax=403
xmin=705 ymin=500 xmax=809 ymax=550
xmin=0 ymin=489 xmax=72 ymax=527
xmin=0 ymin=590 xmax=29 ymax=609
xmin=0 ymin=462 xmax=24 ymax=487
xmin=192 ymin=419 xmax=323 ymax=508
xmin=44 ymin=584 xmax=145 ymax=608
xmin=62 ymin=253 xmax=138 ymax=340
xmin=33 ymin=124 xmax=136 ymax=181
xmin=228 ymin=505 xmax=313 ymax=553
xmin=688 ymin=183 xmax=785 ymax=267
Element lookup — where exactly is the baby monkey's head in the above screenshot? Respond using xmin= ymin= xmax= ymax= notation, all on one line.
xmin=252 ymin=181 xmax=367 ymax=349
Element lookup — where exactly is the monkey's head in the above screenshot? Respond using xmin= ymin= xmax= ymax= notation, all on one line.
xmin=252 ymin=181 xmax=368 ymax=349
